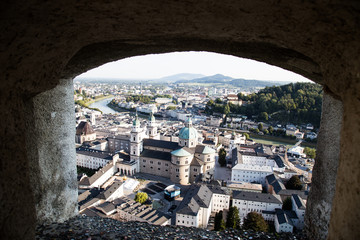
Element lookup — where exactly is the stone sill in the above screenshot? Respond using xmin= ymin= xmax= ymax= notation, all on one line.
xmin=36 ymin=215 xmax=307 ymax=239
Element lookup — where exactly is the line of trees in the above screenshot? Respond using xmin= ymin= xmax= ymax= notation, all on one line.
xmin=214 ymin=208 xmax=268 ymax=232
xmin=205 ymin=83 xmax=323 ymax=127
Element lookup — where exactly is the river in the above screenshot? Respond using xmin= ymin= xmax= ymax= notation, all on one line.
xmin=88 ymin=98 xmax=117 ymax=114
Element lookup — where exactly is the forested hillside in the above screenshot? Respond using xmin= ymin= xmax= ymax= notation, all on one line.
xmin=206 ymin=83 xmax=323 ymax=127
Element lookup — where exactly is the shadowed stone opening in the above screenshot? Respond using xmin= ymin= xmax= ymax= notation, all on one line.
xmin=1 ymin=2 xmax=359 ymax=240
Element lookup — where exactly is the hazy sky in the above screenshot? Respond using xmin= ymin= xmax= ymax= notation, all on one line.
xmin=76 ymin=51 xmax=311 ymax=82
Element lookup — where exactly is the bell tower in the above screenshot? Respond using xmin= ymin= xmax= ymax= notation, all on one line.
xmin=130 ymin=113 xmax=143 ymax=170
xmin=147 ymin=112 xmax=158 ymax=139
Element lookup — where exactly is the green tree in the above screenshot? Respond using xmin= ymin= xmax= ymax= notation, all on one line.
xmin=226 ymin=206 xmax=240 ymax=229
xmin=263 ymin=129 xmax=269 ymax=135
xmin=215 ymin=98 xmax=223 ymax=104
xmin=258 ymin=123 xmax=263 ymax=131
xmin=268 ymin=126 xmax=274 ymax=134
xmin=224 ymin=104 xmax=230 ymax=115
xmin=282 ymin=197 xmax=292 ymax=210
xmin=218 ymin=148 xmax=227 ymax=167
xmin=243 ymin=132 xmax=249 ymax=140
xmin=304 ymin=147 xmax=316 ymax=159
xmin=259 ymin=112 xmax=268 ymax=121
xmin=134 ymin=192 xmax=148 ymax=204
xmin=243 ymin=212 xmax=268 ymax=232
xmin=214 ymin=211 xmax=226 ymax=231
xmin=166 ymin=106 xmax=176 ymax=110
xmin=285 ymin=175 xmax=303 ymax=190
xmin=207 ymin=99 xmax=215 ymax=106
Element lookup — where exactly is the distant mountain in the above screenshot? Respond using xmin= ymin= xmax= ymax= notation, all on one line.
xmin=175 ymin=74 xmax=286 ymax=88
xmin=152 ymin=73 xmax=206 ymax=83
xmin=177 ymin=74 xmax=233 ymax=83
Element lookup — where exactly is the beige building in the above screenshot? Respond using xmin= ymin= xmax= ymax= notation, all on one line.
xmin=76 ymin=121 xmax=96 ymax=144
xmin=132 ymin=116 xmax=216 ymax=185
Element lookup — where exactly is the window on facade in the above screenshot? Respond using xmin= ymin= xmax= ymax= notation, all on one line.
xmin=158 ymin=162 xmax=161 ymax=165
xmin=185 ymin=168 xmax=188 ymax=172
xmin=185 ymin=161 xmax=188 ymax=164
xmin=176 ymin=168 xmax=179 ymax=172
xmin=143 ymin=160 xmax=146 ymax=162
xmin=150 ymin=161 xmax=153 ymax=164
xmin=133 ymin=137 xmax=135 ymax=141
xmin=194 ymin=168 xmax=197 ymax=172
xmin=158 ymin=168 xmax=160 ymax=170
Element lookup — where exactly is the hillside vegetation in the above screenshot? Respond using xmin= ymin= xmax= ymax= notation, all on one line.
xmin=206 ymin=82 xmax=323 ymax=127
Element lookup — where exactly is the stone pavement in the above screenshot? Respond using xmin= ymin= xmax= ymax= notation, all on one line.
xmin=36 ymin=215 xmax=307 ymax=240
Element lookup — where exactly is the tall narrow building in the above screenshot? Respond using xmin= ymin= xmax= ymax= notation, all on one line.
xmin=130 ymin=113 xmax=143 ymax=171
xmin=147 ymin=112 xmax=159 ymax=139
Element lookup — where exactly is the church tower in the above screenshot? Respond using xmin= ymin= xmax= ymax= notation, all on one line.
xmin=130 ymin=113 xmax=143 ymax=170
xmin=147 ymin=112 xmax=158 ymax=139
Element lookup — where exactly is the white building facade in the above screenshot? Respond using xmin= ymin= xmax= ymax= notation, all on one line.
xmin=232 ymin=191 xmax=282 ymax=223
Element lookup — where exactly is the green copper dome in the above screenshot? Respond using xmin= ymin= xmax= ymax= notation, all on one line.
xmin=179 ymin=117 xmax=197 ymax=140
xmin=133 ymin=113 xmax=140 ymax=126
xmin=171 ymin=148 xmax=192 ymax=157
xmin=149 ymin=112 xmax=155 ymax=122
xmin=179 ymin=126 xmax=198 ymax=140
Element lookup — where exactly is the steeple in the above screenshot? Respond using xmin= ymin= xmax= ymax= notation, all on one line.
xmin=149 ymin=112 xmax=155 ymax=123
xmin=185 ymin=117 xmax=192 ymax=127
xmin=147 ymin=112 xmax=158 ymax=139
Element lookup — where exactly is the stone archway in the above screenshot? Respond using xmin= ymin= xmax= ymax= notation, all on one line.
xmin=1 ymin=1 xmax=359 ymax=240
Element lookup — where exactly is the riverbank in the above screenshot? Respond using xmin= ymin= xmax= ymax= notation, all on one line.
xmin=107 ymin=102 xmax=163 ymax=119
xmin=76 ymin=95 xmax=114 ymax=113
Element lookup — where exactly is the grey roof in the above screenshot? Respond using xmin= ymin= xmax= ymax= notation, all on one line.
xmin=231 ymin=148 xmax=239 ymax=167
xmin=76 ymin=147 xmax=113 ymax=160
xmin=79 ymin=162 xmax=114 ymax=186
xmin=177 ymin=185 xmax=212 ymax=216
xmin=266 ymin=174 xmax=286 ymax=194
xmin=96 ymin=201 xmax=116 ymax=214
xmin=190 ymin=157 xmax=203 ymax=166
xmin=275 ymin=209 xmax=294 ymax=226
xmin=112 ymin=134 xmax=129 ymax=141
xmin=272 ymin=155 xmax=285 ymax=168
xmin=141 ymin=149 xmax=172 ymax=161
xmin=76 ymin=121 xmax=95 ymax=135
xmin=207 ymin=185 xmax=227 ymax=195
xmin=78 ymin=189 xmax=101 ymax=205
xmin=81 ymin=208 xmax=107 ymax=218
xmin=292 ymin=194 xmax=306 ymax=210
xmin=79 ymin=197 xmax=102 ymax=211
xmin=118 ymin=152 xmax=131 ymax=161
xmin=143 ymin=139 xmax=180 ymax=150
xmin=278 ymin=189 xmax=309 ymax=200
xmin=233 ymin=191 xmax=282 ymax=204
xmin=99 ymin=181 xmax=123 ymax=200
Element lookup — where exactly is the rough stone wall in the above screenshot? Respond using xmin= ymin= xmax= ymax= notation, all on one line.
xmin=0 ymin=1 xmax=359 ymax=239
xmin=305 ymin=91 xmax=342 ymax=239
xmin=24 ymin=78 xmax=78 ymax=224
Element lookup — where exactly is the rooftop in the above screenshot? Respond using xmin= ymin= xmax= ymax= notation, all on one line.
xmin=233 ymin=191 xmax=282 ymax=204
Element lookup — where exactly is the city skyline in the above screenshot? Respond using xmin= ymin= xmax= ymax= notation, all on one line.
xmin=76 ymin=51 xmax=312 ymax=83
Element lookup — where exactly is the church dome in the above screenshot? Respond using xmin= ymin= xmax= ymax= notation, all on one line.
xmin=179 ymin=127 xmax=198 ymax=140
xmin=179 ymin=118 xmax=198 ymax=140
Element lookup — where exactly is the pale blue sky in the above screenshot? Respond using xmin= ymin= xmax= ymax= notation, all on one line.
xmin=76 ymin=51 xmax=311 ymax=82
